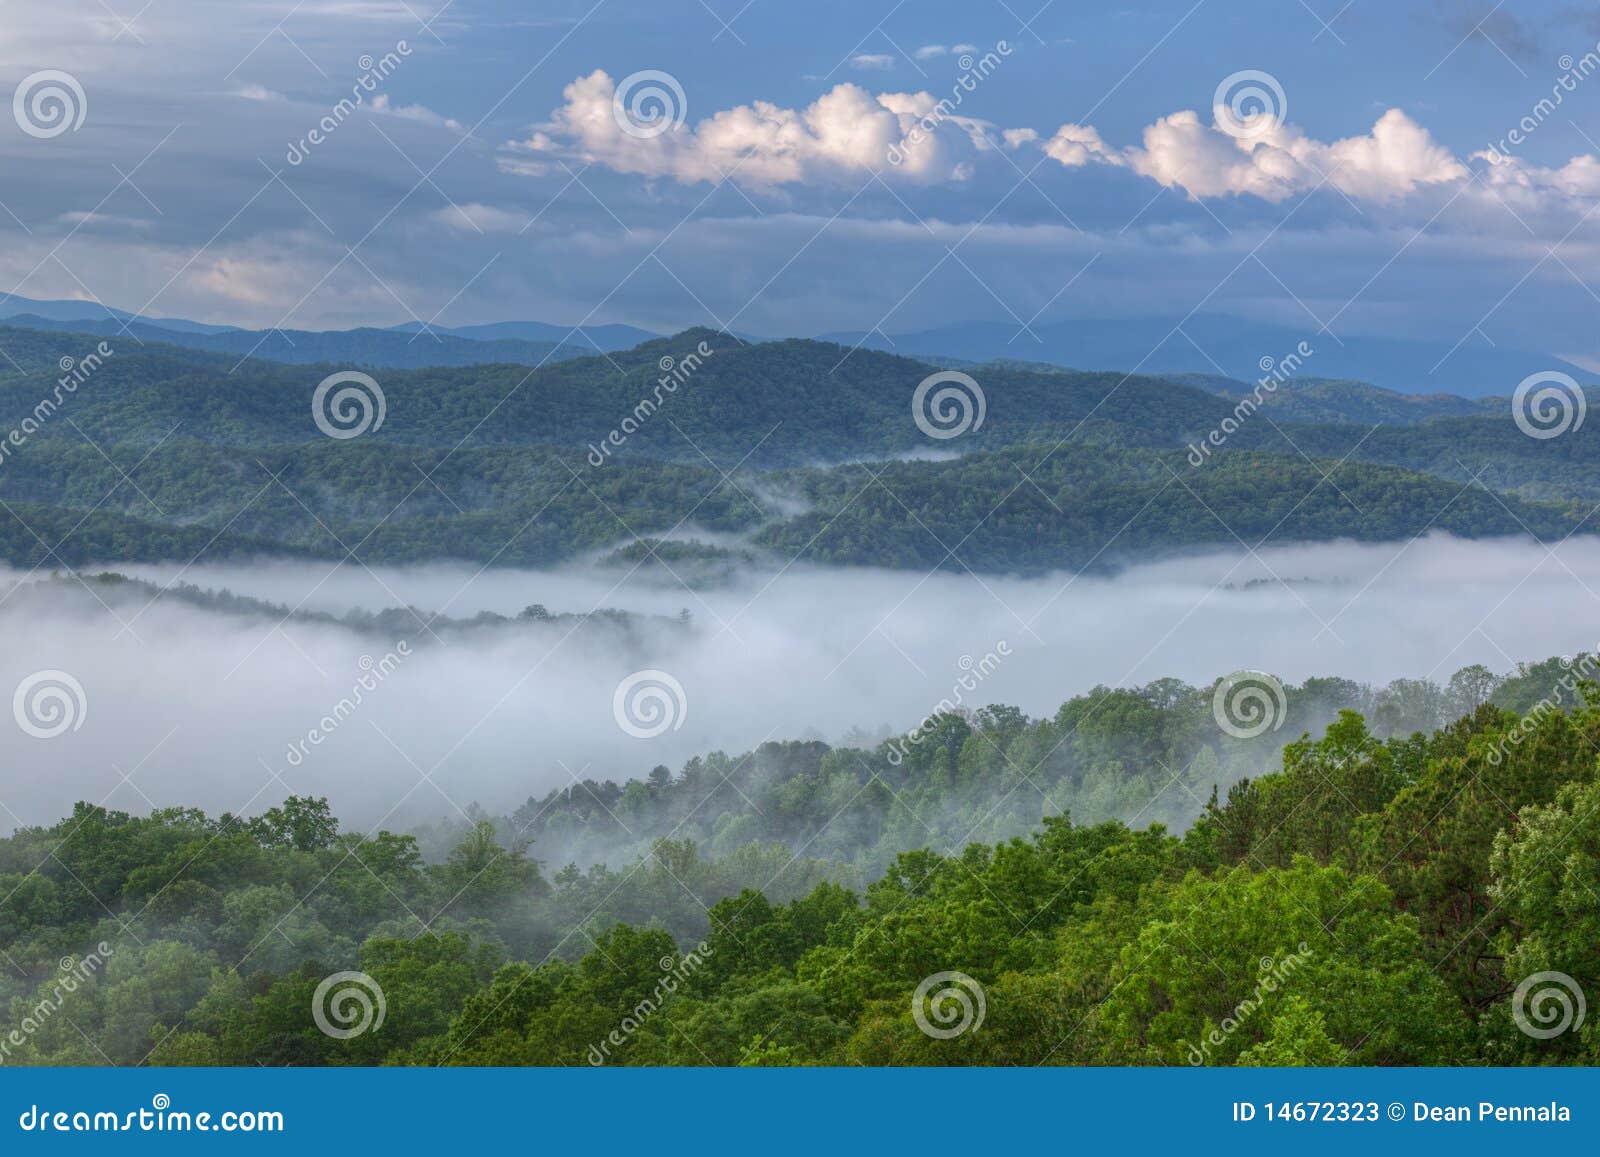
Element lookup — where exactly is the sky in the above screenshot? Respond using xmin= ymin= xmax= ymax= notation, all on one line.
xmin=3 ymin=0 xmax=1600 ymax=361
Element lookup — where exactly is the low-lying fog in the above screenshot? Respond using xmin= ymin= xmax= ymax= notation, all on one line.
xmin=2 ymin=533 xmax=1594 ymax=831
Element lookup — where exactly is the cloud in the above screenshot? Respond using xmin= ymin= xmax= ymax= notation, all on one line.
xmin=370 ymin=92 xmax=463 ymax=133
xmin=1056 ymin=106 xmax=1467 ymax=204
xmin=1473 ymin=150 xmax=1600 ymax=202
xmin=914 ymin=44 xmax=947 ymax=59
xmin=429 ymin=202 xmax=528 ymax=233
xmin=1043 ymin=123 xmax=1122 ymax=168
xmin=519 ymin=72 xmax=1495 ymax=207
xmin=234 ymin=83 xmax=286 ymax=102
xmin=849 ymin=53 xmax=896 ymax=71
xmin=506 ymin=69 xmax=992 ymax=187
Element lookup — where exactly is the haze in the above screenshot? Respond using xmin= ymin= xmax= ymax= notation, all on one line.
xmin=1 ymin=532 xmax=1591 ymax=832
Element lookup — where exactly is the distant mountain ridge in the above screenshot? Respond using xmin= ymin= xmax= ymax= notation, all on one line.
xmin=2 ymin=314 xmax=593 ymax=371
xmin=819 ymin=316 xmax=1595 ymax=397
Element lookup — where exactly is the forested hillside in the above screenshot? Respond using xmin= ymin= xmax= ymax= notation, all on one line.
xmin=2 ymin=656 xmax=1594 ymax=1066
xmin=0 ymin=323 xmax=1592 ymax=573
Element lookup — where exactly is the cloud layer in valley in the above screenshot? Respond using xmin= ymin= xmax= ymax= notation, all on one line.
xmin=2 ymin=533 xmax=1594 ymax=831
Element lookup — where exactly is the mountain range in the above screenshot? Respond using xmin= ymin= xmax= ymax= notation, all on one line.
xmin=0 ymin=293 xmax=1590 ymax=394
xmin=0 ymin=320 xmax=1592 ymax=574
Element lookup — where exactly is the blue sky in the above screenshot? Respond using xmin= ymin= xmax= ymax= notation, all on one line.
xmin=3 ymin=0 xmax=1600 ymax=364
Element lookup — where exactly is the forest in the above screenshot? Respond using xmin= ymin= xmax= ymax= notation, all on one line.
xmin=0 ymin=321 xmax=1594 ymax=572
xmin=1 ymin=653 xmax=1595 ymax=1067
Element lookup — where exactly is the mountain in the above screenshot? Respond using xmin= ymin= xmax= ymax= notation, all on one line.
xmin=819 ymin=316 xmax=1595 ymax=397
xmin=389 ymin=319 xmax=659 ymax=350
xmin=0 ymin=322 xmax=1593 ymax=573
xmin=1 ymin=314 xmax=589 ymax=370
xmin=0 ymin=293 xmax=235 ymax=334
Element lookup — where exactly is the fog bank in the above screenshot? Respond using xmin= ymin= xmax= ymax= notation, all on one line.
xmin=1 ymin=533 xmax=1592 ymax=830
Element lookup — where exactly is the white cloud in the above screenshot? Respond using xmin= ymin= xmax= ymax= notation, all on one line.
xmin=430 ymin=202 xmax=528 ymax=233
xmin=1043 ymin=123 xmax=1123 ymax=168
xmin=849 ymin=53 xmax=896 ymax=71
xmin=370 ymin=92 xmax=463 ymax=133
xmin=507 ymin=69 xmax=990 ymax=187
xmin=1066 ymin=106 xmax=1466 ymax=203
xmin=234 ymin=83 xmax=285 ymax=102
xmin=1473 ymin=151 xmax=1600 ymax=204
xmin=520 ymin=72 xmax=1510 ymax=208
xmin=914 ymin=44 xmax=947 ymax=59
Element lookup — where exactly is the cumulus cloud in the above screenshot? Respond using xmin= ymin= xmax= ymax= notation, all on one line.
xmin=505 ymin=69 xmax=993 ymax=187
xmin=1473 ymin=151 xmax=1600 ymax=204
xmin=517 ymin=72 xmax=1499 ymax=207
xmin=1117 ymin=107 xmax=1467 ymax=203
xmin=849 ymin=53 xmax=896 ymax=71
xmin=1043 ymin=123 xmax=1123 ymax=168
